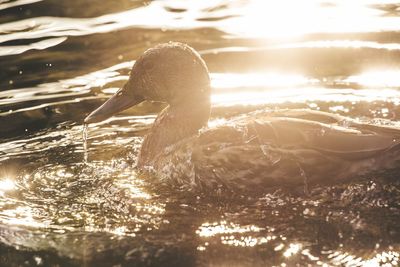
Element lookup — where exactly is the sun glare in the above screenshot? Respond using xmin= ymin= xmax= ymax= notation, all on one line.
xmin=283 ymin=243 xmax=302 ymax=258
xmin=0 ymin=178 xmax=15 ymax=192
xmin=211 ymin=73 xmax=311 ymax=89
xmin=218 ymin=0 xmax=400 ymax=39
xmin=345 ymin=70 xmax=400 ymax=88
xmin=209 ymin=71 xmax=400 ymax=107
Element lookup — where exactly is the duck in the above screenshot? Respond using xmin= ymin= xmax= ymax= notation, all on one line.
xmin=84 ymin=41 xmax=400 ymax=192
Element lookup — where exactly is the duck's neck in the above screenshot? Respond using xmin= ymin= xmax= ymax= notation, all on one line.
xmin=137 ymin=99 xmax=210 ymax=168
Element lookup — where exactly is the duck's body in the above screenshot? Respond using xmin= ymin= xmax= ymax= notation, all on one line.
xmin=85 ymin=42 xmax=400 ymax=192
xmin=140 ymin=108 xmax=400 ymax=191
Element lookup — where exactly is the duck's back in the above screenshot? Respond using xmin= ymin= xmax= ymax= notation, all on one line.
xmin=149 ymin=109 xmax=400 ymax=192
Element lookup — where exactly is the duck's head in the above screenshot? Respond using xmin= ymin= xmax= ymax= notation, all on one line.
xmin=84 ymin=42 xmax=211 ymax=124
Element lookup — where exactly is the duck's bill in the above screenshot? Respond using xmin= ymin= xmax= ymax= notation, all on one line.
xmin=84 ymin=90 xmax=144 ymax=124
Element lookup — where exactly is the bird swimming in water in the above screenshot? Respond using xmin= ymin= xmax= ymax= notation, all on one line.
xmin=85 ymin=42 xmax=400 ymax=192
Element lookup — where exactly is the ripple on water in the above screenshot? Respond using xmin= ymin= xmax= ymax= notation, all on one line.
xmin=0 ymin=157 xmax=169 ymax=259
xmin=1 ymin=0 xmax=400 ymax=265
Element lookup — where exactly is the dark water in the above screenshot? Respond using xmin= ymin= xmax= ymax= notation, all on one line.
xmin=1 ymin=0 xmax=400 ymax=266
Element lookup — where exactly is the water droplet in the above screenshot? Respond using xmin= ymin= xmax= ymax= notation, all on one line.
xmin=83 ymin=124 xmax=89 ymax=163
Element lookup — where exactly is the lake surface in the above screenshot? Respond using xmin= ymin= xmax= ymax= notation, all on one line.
xmin=1 ymin=0 xmax=400 ymax=266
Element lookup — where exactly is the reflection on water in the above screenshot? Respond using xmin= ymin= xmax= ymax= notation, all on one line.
xmin=1 ymin=0 xmax=400 ymax=266
xmin=220 ymin=0 xmax=400 ymax=38
xmin=196 ymin=221 xmax=263 ymax=237
xmin=276 ymin=40 xmax=400 ymax=50
xmin=328 ymin=250 xmax=399 ymax=266
xmin=0 ymin=177 xmax=15 ymax=191
xmin=0 ymin=0 xmax=42 ymax=11
xmin=196 ymin=221 xmax=276 ymax=248
xmin=346 ymin=70 xmax=400 ymax=88
xmin=211 ymin=72 xmax=313 ymax=89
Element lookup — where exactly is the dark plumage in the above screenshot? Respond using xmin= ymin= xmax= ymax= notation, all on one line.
xmin=85 ymin=42 xmax=400 ymax=192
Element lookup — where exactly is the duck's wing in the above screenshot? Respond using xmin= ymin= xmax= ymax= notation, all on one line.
xmin=250 ymin=115 xmax=400 ymax=160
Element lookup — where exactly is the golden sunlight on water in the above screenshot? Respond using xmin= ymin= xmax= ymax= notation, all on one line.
xmin=345 ymin=70 xmax=400 ymax=88
xmin=2 ymin=0 xmax=400 ymax=265
xmin=210 ymin=73 xmax=313 ymax=89
xmin=195 ymin=221 xmax=400 ymax=266
xmin=136 ymin=0 xmax=400 ymax=39
xmin=196 ymin=221 xmax=263 ymax=237
xmin=283 ymin=243 xmax=302 ymax=258
xmin=0 ymin=206 xmax=52 ymax=229
xmin=4 ymin=52 xmax=400 ymax=115
xmin=275 ymin=40 xmax=400 ymax=50
xmin=196 ymin=221 xmax=276 ymax=249
xmin=327 ymin=250 xmax=399 ymax=266
xmin=208 ymin=68 xmax=400 ymax=106
xmin=222 ymin=0 xmax=400 ymax=38
xmin=9 ymin=57 xmax=399 ymax=114
xmin=211 ymin=87 xmax=400 ymax=107
xmin=0 ymin=160 xmax=163 ymax=238
xmin=3 ymin=0 xmax=400 ymax=56
xmin=0 ymin=178 xmax=15 ymax=196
